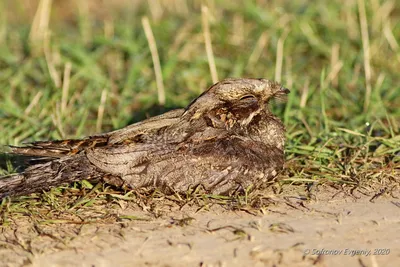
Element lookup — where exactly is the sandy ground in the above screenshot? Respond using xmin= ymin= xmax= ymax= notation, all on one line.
xmin=1 ymin=185 xmax=399 ymax=267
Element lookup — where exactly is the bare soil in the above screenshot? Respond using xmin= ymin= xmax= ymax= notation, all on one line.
xmin=1 ymin=184 xmax=399 ymax=267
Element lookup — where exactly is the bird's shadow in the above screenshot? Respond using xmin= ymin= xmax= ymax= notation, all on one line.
xmin=0 ymin=104 xmax=185 ymax=174
xmin=0 ymin=153 xmax=34 ymax=174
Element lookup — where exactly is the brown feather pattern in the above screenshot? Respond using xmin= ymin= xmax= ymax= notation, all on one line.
xmin=0 ymin=78 xmax=289 ymax=198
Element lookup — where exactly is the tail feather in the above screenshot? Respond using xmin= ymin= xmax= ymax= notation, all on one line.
xmin=9 ymin=136 xmax=109 ymax=158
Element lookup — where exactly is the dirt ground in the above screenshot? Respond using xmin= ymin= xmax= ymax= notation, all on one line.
xmin=0 ymin=185 xmax=399 ymax=267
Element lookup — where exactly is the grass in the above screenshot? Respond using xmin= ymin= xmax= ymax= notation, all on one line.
xmin=0 ymin=0 xmax=399 ymax=226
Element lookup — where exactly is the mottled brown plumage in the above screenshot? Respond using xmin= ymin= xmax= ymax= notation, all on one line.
xmin=0 ymin=78 xmax=289 ymax=199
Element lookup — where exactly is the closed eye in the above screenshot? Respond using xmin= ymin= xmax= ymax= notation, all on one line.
xmin=240 ymin=95 xmax=256 ymax=100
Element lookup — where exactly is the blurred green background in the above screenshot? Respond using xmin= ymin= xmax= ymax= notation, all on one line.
xmin=0 ymin=0 xmax=399 ymax=184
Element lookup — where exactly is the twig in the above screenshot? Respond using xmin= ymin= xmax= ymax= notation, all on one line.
xmin=357 ymin=0 xmax=372 ymax=112
xmin=142 ymin=16 xmax=166 ymax=106
xmin=96 ymin=89 xmax=108 ymax=133
xmin=275 ymin=29 xmax=289 ymax=83
xmin=202 ymin=5 xmax=218 ymax=84
xmin=61 ymin=62 xmax=72 ymax=114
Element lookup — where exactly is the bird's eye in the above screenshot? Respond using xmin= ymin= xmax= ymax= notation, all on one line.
xmin=240 ymin=95 xmax=256 ymax=100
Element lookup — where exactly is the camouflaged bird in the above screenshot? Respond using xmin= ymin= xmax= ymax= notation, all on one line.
xmin=0 ymin=78 xmax=290 ymax=199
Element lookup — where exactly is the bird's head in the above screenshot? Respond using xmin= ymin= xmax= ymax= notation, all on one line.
xmin=210 ymin=78 xmax=289 ymax=103
xmin=184 ymin=78 xmax=290 ymax=127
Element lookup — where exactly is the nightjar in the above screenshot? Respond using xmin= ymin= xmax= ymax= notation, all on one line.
xmin=0 ymin=78 xmax=289 ymax=198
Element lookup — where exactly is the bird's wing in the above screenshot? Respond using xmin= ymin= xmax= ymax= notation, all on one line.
xmin=8 ymin=109 xmax=185 ymax=158
xmin=9 ymin=136 xmax=109 ymax=158
xmin=86 ymin=134 xmax=284 ymax=194
xmin=107 ymin=108 xmax=185 ymax=144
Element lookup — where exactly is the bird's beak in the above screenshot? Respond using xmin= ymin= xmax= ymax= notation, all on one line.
xmin=271 ymin=86 xmax=290 ymax=102
xmin=281 ymin=87 xmax=290 ymax=94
